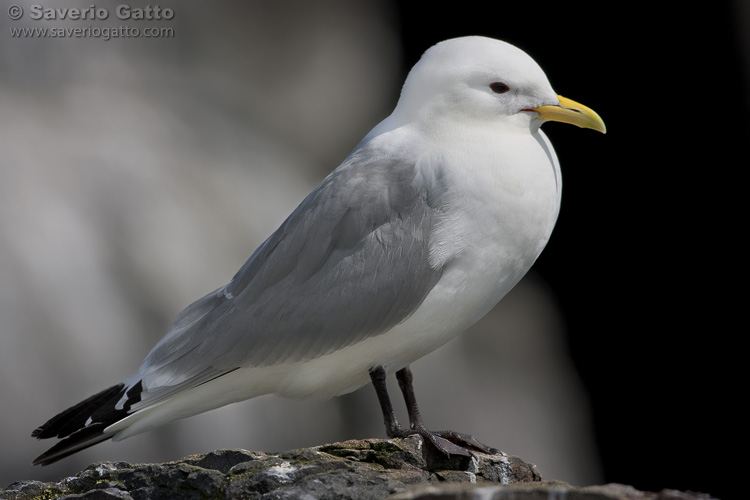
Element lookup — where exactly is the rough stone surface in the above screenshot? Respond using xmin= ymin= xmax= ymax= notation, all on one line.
xmin=1 ymin=437 xmax=716 ymax=500
xmin=389 ymin=482 xmax=719 ymax=500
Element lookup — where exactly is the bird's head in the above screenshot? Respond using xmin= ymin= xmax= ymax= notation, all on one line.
xmin=394 ymin=36 xmax=606 ymax=134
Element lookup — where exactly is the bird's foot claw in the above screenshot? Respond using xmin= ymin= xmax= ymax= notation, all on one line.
xmin=420 ymin=430 xmax=475 ymax=457
xmin=431 ymin=430 xmax=500 ymax=455
xmin=396 ymin=427 xmax=499 ymax=457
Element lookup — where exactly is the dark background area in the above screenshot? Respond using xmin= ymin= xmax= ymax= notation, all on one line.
xmin=393 ymin=2 xmax=745 ymax=499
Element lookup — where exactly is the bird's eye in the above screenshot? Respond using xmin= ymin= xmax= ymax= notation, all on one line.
xmin=490 ymin=82 xmax=510 ymax=94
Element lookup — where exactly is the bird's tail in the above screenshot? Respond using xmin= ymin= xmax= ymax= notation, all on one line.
xmin=31 ymin=380 xmax=142 ymax=466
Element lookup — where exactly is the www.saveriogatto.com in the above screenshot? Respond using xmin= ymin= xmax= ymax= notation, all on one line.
xmin=7 ymin=4 xmax=175 ymax=41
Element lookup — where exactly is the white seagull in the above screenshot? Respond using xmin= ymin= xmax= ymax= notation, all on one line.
xmin=32 ymin=36 xmax=605 ymax=466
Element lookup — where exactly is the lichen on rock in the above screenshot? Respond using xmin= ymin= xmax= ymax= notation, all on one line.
xmin=1 ymin=437 xmax=715 ymax=500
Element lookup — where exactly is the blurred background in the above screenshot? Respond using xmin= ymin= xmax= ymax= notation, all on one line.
xmin=1 ymin=2 xmax=746 ymax=499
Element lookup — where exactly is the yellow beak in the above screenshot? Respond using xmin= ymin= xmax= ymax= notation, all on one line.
xmin=533 ymin=95 xmax=606 ymax=134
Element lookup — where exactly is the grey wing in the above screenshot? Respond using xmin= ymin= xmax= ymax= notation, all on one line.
xmin=137 ymin=146 xmax=449 ymax=393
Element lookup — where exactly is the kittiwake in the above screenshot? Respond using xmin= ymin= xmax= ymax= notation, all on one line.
xmin=31 ymin=35 xmax=606 ymax=466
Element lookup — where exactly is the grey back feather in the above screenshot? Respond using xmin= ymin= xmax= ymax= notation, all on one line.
xmin=138 ymin=144 xmax=449 ymax=392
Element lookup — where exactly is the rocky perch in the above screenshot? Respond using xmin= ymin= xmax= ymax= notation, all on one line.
xmin=2 ymin=437 xmax=716 ymax=500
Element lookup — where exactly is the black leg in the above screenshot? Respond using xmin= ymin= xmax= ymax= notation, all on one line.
xmin=369 ymin=365 xmax=500 ymax=457
xmin=395 ymin=366 xmax=424 ymax=429
xmin=369 ymin=365 xmax=410 ymax=438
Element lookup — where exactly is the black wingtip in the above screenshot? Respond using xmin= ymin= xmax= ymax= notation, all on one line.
xmin=32 ymin=381 xmax=143 ymax=466
xmin=32 ymin=383 xmax=125 ymax=440
xmin=32 ymin=423 xmax=114 ymax=466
